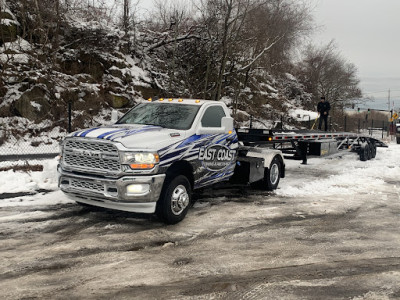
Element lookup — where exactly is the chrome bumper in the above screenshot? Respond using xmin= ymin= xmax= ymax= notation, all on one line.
xmin=58 ymin=166 xmax=165 ymax=213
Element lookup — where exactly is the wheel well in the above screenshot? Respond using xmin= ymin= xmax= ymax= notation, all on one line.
xmin=165 ymin=161 xmax=194 ymax=189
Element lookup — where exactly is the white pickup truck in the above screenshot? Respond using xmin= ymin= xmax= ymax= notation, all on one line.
xmin=58 ymin=98 xmax=285 ymax=223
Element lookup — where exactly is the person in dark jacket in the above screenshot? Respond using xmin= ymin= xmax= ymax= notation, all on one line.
xmin=317 ymin=96 xmax=330 ymax=131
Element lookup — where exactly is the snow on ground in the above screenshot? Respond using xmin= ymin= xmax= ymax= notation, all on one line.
xmin=277 ymin=146 xmax=399 ymax=198
xmin=0 ymin=139 xmax=399 ymax=209
xmin=0 ymin=157 xmax=59 ymax=194
xmin=288 ymin=108 xmax=318 ymax=121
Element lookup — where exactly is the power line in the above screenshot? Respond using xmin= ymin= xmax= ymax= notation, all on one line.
xmin=363 ymin=89 xmax=400 ymax=95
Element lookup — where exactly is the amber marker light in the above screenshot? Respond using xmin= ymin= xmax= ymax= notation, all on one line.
xmin=129 ymin=163 xmax=155 ymax=169
xmin=178 ymin=99 xmax=183 ymax=102
xmin=268 ymin=137 xmax=272 ymax=141
xmin=159 ymin=98 xmax=164 ymax=101
xmin=195 ymin=100 xmax=200 ymax=103
xmin=168 ymin=98 xmax=173 ymax=102
xmin=148 ymin=98 xmax=152 ymax=101
xmin=228 ymin=130 xmax=232 ymax=134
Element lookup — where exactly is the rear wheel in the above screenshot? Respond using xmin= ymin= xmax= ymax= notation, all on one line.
xmin=156 ymin=175 xmax=191 ymax=224
xmin=397 ymin=137 xmax=400 ymax=144
xmin=262 ymin=156 xmax=281 ymax=191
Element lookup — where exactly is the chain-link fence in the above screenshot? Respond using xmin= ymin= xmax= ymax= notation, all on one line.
xmin=0 ymin=101 xmax=130 ymax=168
xmin=0 ymin=121 xmax=64 ymax=165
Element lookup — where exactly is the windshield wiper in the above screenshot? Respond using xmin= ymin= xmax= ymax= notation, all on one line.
xmin=144 ymin=123 xmax=166 ymax=128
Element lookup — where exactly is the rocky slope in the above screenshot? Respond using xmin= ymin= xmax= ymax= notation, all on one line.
xmin=0 ymin=1 xmax=311 ymax=151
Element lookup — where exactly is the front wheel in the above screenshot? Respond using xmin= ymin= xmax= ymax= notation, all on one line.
xmin=156 ymin=175 xmax=192 ymax=224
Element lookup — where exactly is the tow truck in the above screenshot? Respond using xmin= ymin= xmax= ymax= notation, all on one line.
xmin=58 ymin=98 xmax=387 ymax=224
xmin=58 ymin=99 xmax=285 ymax=224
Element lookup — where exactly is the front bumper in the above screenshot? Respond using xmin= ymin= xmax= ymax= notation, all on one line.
xmin=58 ymin=166 xmax=165 ymax=213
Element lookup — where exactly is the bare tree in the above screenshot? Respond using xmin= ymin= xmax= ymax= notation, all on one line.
xmin=150 ymin=0 xmax=197 ymax=91
xmin=296 ymin=41 xmax=362 ymax=111
xmin=123 ymin=0 xmax=130 ymax=33
xmin=244 ymin=0 xmax=313 ymax=74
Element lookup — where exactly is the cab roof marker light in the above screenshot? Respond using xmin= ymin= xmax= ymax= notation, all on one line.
xmin=195 ymin=100 xmax=200 ymax=103
xmin=148 ymin=98 xmax=152 ymax=101
xmin=159 ymin=98 xmax=164 ymax=101
xmin=168 ymin=98 xmax=173 ymax=102
xmin=178 ymin=99 xmax=183 ymax=102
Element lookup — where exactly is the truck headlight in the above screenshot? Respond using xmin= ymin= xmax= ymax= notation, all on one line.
xmin=120 ymin=152 xmax=160 ymax=169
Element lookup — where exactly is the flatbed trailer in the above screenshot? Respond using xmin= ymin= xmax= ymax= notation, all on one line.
xmin=236 ymin=128 xmax=388 ymax=164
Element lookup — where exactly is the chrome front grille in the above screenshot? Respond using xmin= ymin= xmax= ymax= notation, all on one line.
xmin=66 ymin=140 xmax=117 ymax=153
xmin=64 ymin=154 xmax=120 ymax=171
xmin=70 ymin=178 xmax=104 ymax=193
xmin=63 ymin=139 xmax=120 ymax=173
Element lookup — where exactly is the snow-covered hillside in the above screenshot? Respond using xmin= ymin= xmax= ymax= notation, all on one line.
xmin=1 ymin=0 xmax=315 ymax=157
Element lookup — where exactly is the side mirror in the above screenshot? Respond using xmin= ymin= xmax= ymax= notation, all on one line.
xmin=111 ymin=110 xmax=119 ymax=123
xmin=221 ymin=116 xmax=234 ymax=133
xmin=196 ymin=116 xmax=234 ymax=135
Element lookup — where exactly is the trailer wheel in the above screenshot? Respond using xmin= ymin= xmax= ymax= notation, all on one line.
xmin=156 ymin=175 xmax=191 ymax=224
xmin=370 ymin=143 xmax=377 ymax=159
xmin=264 ymin=156 xmax=281 ymax=191
xmin=367 ymin=143 xmax=373 ymax=159
xmin=397 ymin=137 xmax=400 ymax=144
xmin=359 ymin=144 xmax=370 ymax=161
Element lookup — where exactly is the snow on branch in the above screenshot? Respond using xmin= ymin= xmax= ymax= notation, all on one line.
xmin=224 ymin=35 xmax=283 ymax=76
xmin=145 ymin=33 xmax=201 ymax=52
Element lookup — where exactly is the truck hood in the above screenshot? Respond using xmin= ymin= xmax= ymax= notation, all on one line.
xmin=71 ymin=125 xmax=187 ymax=150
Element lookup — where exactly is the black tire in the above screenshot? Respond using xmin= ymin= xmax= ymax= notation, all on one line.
xmin=359 ymin=144 xmax=370 ymax=161
xmin=260 ymin=156 xmax=281 ymax=191
xmin=397 ymin=137 xmax=400 ymax=144
xmin=156 ymin=175 xmax=191 ymax=224
xmin=370 ymin=143 xmax=377 ymax=159
xmin=367 ymin=143 xmax=373 ymax=160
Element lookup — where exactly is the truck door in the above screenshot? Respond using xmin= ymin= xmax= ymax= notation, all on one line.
xmin=195 ymin=105 xmax=238 ymax=188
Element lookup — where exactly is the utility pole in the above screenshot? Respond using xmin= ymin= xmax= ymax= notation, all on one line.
xmin=388 ymin=89 xmax=391 ymax=110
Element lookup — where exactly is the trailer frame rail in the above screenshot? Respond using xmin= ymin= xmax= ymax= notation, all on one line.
xmin=236 ymin=128 xmax=388 ymax=164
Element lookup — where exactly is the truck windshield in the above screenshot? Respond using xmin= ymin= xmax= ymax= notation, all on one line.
xmin=116 ymin=103 xmax=200 ymax=130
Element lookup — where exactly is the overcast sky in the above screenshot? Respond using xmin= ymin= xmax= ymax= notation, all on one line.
xmin=310 ymin=0 xmax=400 ymax=109
xmin=134 ymin=0 xmax=400 ymax=109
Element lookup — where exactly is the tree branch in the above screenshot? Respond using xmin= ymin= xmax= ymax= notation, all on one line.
xmin=145 ymin=33 xmax=201 ymax=52
xmin=224 ymin=35 xmax=282 ymax=76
